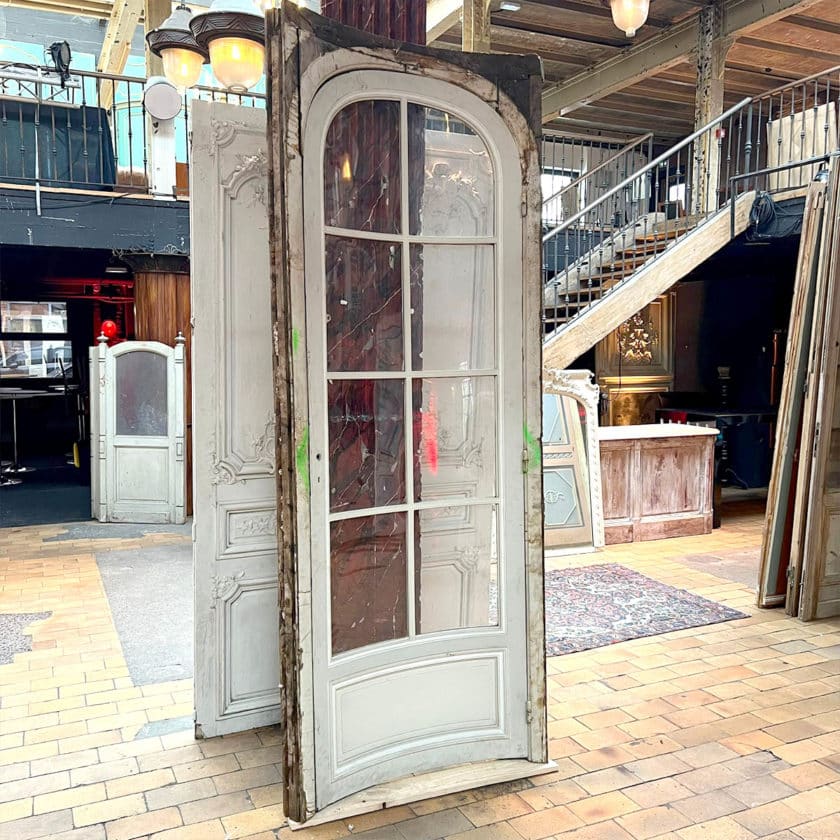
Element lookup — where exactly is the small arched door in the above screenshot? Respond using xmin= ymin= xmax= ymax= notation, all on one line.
xmin=90 ymin=338 xmax=186 ymax=523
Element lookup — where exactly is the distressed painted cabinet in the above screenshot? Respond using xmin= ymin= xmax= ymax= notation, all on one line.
xmin=599 ymin=423 xmax=717 ymax=544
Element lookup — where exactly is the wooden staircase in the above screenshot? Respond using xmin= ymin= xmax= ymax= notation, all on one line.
xmin=540 ymin=64 xmax=840 ymax=371
xmin=543 ymin=217 xmax=697 ymax=334
xmin=542 ymin=192 xmax=754 ymax=370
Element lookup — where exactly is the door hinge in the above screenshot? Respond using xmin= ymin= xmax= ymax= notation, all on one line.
xmin=526 ymin=701 xmax=533 ymax=724
xmin=522 ymin=448 xmax=530 ymax=473
xmin=521 ymin=200 xmax=527 ymax=218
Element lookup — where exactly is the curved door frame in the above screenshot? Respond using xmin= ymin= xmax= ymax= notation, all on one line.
xmin=269 ymin=15 xmax=547 ymax=822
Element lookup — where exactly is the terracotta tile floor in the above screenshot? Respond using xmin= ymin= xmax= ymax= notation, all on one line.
xmin=1 ymin=505 xmax=840 ymax=840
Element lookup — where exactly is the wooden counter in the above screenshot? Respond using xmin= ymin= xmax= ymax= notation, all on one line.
xmin=598 ymin=423 xmax=718 ymax=544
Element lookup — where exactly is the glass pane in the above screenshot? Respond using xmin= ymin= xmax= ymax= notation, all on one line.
xmin=410 ymin=244 xmax=495 ymax=370
xmin=416 ymin=504 xmax=498 ymax=634
xmin=326 ymin=236 xmax=403 ymax=372
xmin=0 ymin=339 xmax=72 ymax=379
xmin=544 ymin=468 xmax=584 ymax=528
xmin=115 ymin=351 xmax=168 ymax=436
xmin=542 ymin=394 xmax=570 ymax=444
xmin=329 ymin=379 xmax=405 ymax=512
xmin=331 ymin=512 xmax=408 ymax=654
xmin=408 ymin=105 xmax=494 ymax=237
xmin=1 ymin=301 xmax=68 ymax=333
xmin=414 ymin=377 xmax=496 ymax=502
xmin=324 ymin=100 xmax=401 ymax=234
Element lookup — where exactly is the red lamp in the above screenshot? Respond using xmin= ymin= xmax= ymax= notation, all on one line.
xmin=101 ymin=320 xmax=118 ymax=339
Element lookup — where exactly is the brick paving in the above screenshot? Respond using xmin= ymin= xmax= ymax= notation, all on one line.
xmin=1 ymin=505 xmax=839 ymax=839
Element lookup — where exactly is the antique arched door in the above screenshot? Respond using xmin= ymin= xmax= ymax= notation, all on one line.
xmin=90 ymin=338 xmax=186 ymax=523
xmin=267 ymin=7 xmax=547 ymax=824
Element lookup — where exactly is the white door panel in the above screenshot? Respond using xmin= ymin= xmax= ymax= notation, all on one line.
xmin=190 ymin=101 xmax=281 ymax=738
xmin=303 ymin=71 xmax=529 ymax=809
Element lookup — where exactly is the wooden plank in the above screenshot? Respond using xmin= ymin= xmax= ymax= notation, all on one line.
xmin=757 ymin=180 xmax=827 ymax=608
xmin=97 ymin=0 xmax=144 ymax=111
xmin=786 ymin=180 xmax=836 ymax=614
xmin=799 ymin=165 xmax=840 ymax=620
xmin=289 ymin=759 xmax=557 ymax=830
xmin=543 ymin=191 xmax=755 ymax=370
xmin=6 ymin=0 xmax=112 ymax=16
xmin=427 ymin=0 xmax=462 ymax=42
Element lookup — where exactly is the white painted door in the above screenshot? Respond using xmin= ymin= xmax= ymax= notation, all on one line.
xmin=91 ymin=338 xmax=185 ymax=523
xmin=189 ymin=101 xmax=281 ymax=738
xmin=543 ymin=393 xmax=593 ymax=548
xmin=304 ymin=72 xmax=529 ymax=808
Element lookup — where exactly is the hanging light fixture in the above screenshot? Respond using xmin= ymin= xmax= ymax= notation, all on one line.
xmin=146 ymin=3 xmax=208 ymax=91
xmin=190 ymin=0 xmax=265 ymax=93
xmin=608 ymin=0 xmax=650 ymax=37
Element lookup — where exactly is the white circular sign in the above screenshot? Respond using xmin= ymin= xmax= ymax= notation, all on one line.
xmin=143 ymin=76 xmax=182 ymax=121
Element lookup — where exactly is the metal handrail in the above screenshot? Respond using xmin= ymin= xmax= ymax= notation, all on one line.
xmin=543 ymin=97 xmax=752 ymax=243
xmin=756 ymin=64 xmax=840 ymax=101
xmin=542 ymin=132 xmax=653 ymax=209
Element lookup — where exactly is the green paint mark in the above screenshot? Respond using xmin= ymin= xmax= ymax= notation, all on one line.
xmin=292 ymin=328 xmax=301 ymax=355
xmin=296 ymin=427 xmax=310 ymax=492
xmin=524 ymin=425 xmax=541 ymax=472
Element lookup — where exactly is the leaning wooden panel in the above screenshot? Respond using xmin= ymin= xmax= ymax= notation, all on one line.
xmin=788 ymin=168 xmax=840 ymax=615
xmin=800 ymin=165 xmax=840 ymax=620
xmin=758 ymin=181 xmax=827 ymax=608
xmin=266 ymin=5 xmax=549 ymax=826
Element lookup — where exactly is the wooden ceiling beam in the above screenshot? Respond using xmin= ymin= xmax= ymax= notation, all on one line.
xmin=785 ymin=14 xmax=840 ymax=36
xmin=473 ymin=23 xmax=618 ymax=60
xmin=427 ymin=0 xmax=462 ymax=42
xmin=737 ymin=35 xmax=840 ymax=62
xmin=492 ymin=15 xmax=633 ymax=48
xmin=542 ymin=0 xmax=825 ymax=121
xmin=97 ymin=0 xmax=143 ymax=109
xmin=518 ymin=0 xmax=671 ymax=29
xmin=5 ymin=0 xmax=113 ymax=17
xmin=549 ymin=113 xmax=688 ymax=138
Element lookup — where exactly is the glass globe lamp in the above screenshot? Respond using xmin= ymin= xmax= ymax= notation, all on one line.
xmin=190 ymin=0 xmax=265 ymax=93
xmin=609 ymin=0 xmax=650 ymax=37
xmin=146 ymin=3 xmax=208 ymax=91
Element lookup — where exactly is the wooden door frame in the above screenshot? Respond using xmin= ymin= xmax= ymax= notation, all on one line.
xmin=266 ymin=5 xmax=546 ymax=824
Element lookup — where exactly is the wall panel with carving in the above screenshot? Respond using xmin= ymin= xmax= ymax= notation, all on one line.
xmin=596 ymin=293 xmax=674 ymax=425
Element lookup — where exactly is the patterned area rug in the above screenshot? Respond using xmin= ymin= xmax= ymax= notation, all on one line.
xmin=545 ymin=564 xmax=748 ymax=656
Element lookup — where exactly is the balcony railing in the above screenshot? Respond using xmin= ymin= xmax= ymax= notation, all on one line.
xmin=0 ymin=63 xmax=265 ymax=198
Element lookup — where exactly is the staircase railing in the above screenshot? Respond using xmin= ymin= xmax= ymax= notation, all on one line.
xmin=543 ymin=64 xmax=840 ymax=339
xmin=542 ymin=132 xmax=653 ymax=229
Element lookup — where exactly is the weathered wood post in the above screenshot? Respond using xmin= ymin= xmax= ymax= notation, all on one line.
xmin=693 ymin=0 xmax=732 ymax=215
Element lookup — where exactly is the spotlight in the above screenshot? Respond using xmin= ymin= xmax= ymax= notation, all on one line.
xmin=49 ymin=41 xmax=72 ymax=87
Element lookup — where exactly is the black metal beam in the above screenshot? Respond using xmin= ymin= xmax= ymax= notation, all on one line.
xmin=0 ymin=189 xmax=190 ymax=255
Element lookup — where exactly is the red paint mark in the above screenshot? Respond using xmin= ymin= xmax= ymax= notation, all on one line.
xmin=423 ymin=390 xmax=438 ymax=474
